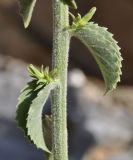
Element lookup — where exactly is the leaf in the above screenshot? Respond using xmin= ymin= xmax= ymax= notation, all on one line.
xmin=70 ymin=7 xmax=96 ymax=29
xmin=27 ymin=82 xmax=57 ymax=153
xmin=78 ymin=7 xmax=96 ymax=26
xmin=16 ymin=80 xmax=37 ymax=135
xmin=43 ymin=115 xmax=52 ymax=151
xmin=43 ymin=115 xmax=53 ymax=160
xmin=28 ymin=64 xmax=55 ymax=85
xmin=18 ymin=0 xmax=37 ymax=28
xmin=72 ymin=22 xmax=122 ymax=93
xmin=62 ymin=0 xmax=77 ymax=9
xmin=28 ymin=64 xmax=44 ymax=79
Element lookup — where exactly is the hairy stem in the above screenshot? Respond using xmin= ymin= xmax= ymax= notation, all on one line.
xmin=51 ymin=0 xmax=70 ymax=160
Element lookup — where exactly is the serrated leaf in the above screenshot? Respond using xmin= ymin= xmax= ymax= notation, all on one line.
xmin=16 ymin=80 xmax=42 ymax=137
xmin=27 ymin=82 xmax=57 ymax=153
xmin=72 ymin=22 xmax=122 ymax=93
xmin=18 ymin=0 xmax=37 ymax=28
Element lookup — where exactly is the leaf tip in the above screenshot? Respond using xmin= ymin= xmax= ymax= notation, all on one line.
xmin=72 ymin=0 xmax=77 ymax=9
xmin=91 ymin=7 xmax=97 ymax=13
xmin=24 ymin=21 xmax=29 ymax=28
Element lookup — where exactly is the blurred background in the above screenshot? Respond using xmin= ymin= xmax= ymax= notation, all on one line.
xmin=0 ymin=0 xmax=133 ymax=160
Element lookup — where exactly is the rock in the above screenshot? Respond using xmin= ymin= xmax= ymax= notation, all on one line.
xmin=0 ymin=118 xmax=44 ymax=160
xmin=68 ymin=69 xmax=133 ymax=160
xmin=0 ymin=55 xmax=30 ymax=119
xmin=0 ymin=56 xmax=133 ymax=160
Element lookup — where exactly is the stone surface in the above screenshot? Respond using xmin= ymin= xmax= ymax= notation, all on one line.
xmin=0 ymin=118 xmax=44 ymax=160
xmin=0 ymin=56 xmax=133 ymax=160
xmin=68 ymin=69 xmax=133 ymax=160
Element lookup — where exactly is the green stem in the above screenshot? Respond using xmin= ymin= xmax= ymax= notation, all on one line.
xmin=51 ymin=0 xmax=70 ymax=160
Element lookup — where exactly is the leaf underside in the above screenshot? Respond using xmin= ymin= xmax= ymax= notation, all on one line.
xmin=18 ymin=0 xmax=37 ymax=28
xmin=27 ymin=82 xmax=57 ymax=153
xmin=72 ymin=22 xmax=122 ymax=93
xmin=43 ymin=115 xmax=52 ymax=151
xmin=16 ymin=80 xmax=39 ymax=137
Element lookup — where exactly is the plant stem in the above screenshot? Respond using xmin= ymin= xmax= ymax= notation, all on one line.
xmin=51 ymin=0 xmax=70 ymax=160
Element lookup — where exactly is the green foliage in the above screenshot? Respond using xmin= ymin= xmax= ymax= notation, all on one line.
xmin=28 ymin=64 xmax=56 ymax=85
xmin=16 ymin=1 xmax=123 ymax=159
xmin=43 ymin=116 xmax=53 ymax=160
xmin=70 ymin=7 xmax=96 ymax=28
xmin=27 ymin=82 xmax=57 ymax=153
xmin=71 ymin=22 xmax=122 ymax=93
xmin=62 ymin=0 xmax=77 ymax=9
xmin=16 ymin=80 xmax=39 ymax=136
xmin=18 ymin=0 xmax=77 ymax=28
xmin=43 ymin=115 xmax=52 ymax=151
xmin=18 ymin=0 xmax=37 ymax=28
xmin=16 ymin=64 xmax=58 ymax=154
